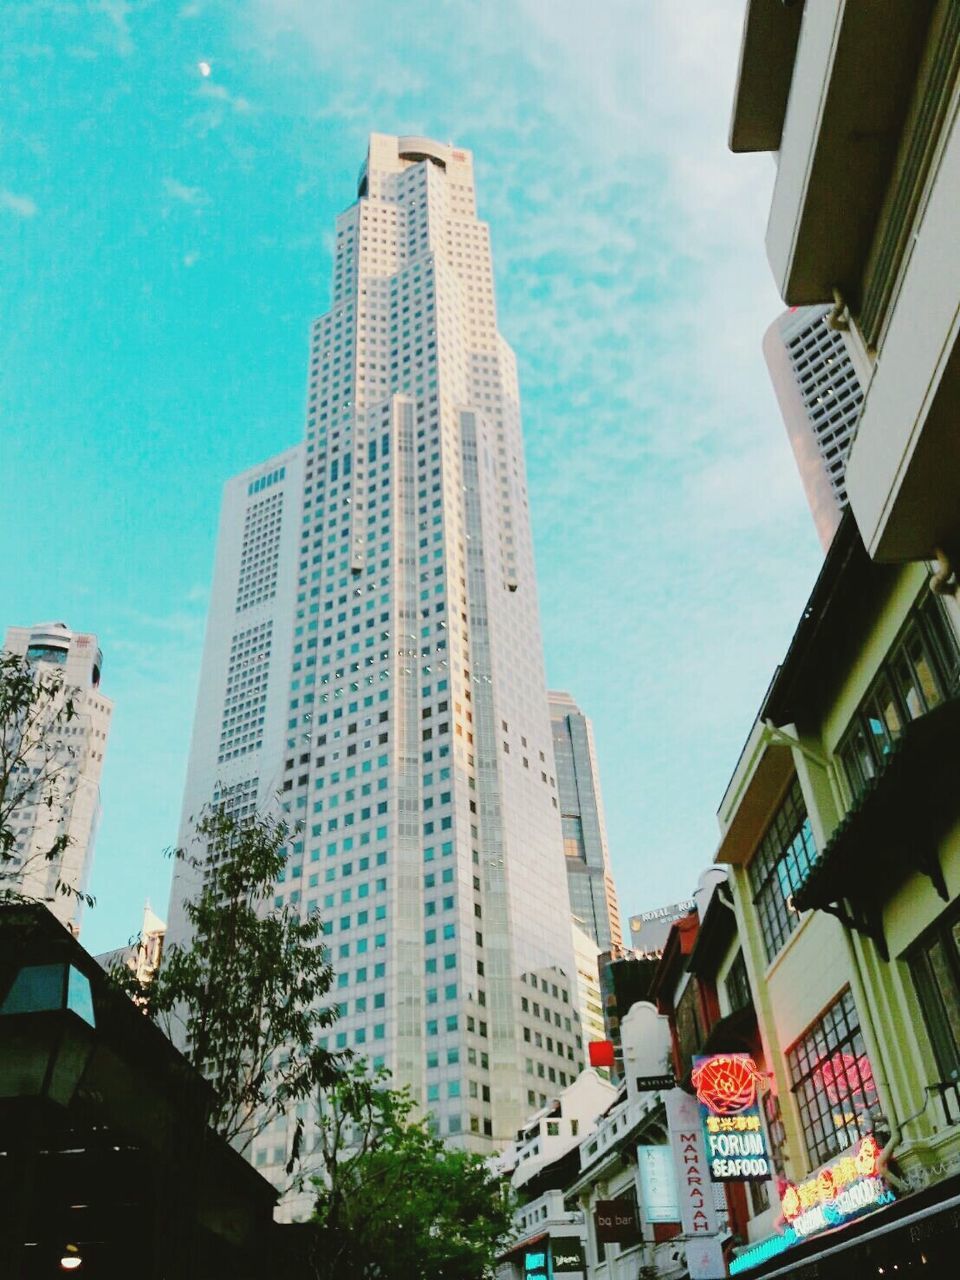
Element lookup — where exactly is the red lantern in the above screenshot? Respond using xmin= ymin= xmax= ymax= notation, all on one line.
xmin=588 ymin=1040 xmax=615 ymax=1068
xmin=690 ymin=1054 xmax=762 ymax=1114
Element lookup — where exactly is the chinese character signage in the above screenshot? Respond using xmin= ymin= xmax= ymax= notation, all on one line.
xmin=692 ymin=1054 xmax=772 ymax=1182
xmin=730 ymin=1134 xmax=896 ymax=1274
xmin=637 ymin=1145 xmax=680 ymax=1223
xmin=780 ymin=1133 xmax=894 ymax=1239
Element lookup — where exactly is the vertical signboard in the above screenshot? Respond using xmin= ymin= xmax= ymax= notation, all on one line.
xmin=637 ymin=1145 xmax=680 ymax=1223
xmin=691 ymin=1054 xmax=772 ymax=1182
xmin=523 ymin=1244 xmax=548 ymax=1280
xmin=665 ymin=1088 xmax=725 ymax=1280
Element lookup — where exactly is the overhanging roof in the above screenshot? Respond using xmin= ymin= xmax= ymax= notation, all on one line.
xmin=793 ymin=697 xmax=960 ymax=956
xmin=729 ymin=0 xmax=804 ymax=152
xmin=761 ymin=511 xmax=893 ymax=728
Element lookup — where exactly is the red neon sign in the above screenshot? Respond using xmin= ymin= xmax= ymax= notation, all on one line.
xmin=691 ymin=1054 xmax=763 ymax=1116
xmin=817 ymin=1051 xmax=876 ymax=1106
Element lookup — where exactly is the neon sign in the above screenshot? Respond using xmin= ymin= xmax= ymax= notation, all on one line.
xmin=731 ymin=1135 xmax=896 ymax=1273
xmin=523 ymin=1248 xmax=547 ymax=1280
xmin=818 ymin=1051 xmax=874 ymax=1103
xmin=780 ymin=1134 xmax=894 ymax=1238
xmin=692 ymin=1053 xmax=762 ymax=1114
xmin=692 ymin=1055 xmax=771 ymax=1181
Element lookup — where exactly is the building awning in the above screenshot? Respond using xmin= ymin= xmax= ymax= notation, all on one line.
xmin=793 ymin=697 xmax=960 ymax=957
xmin=497 ymin=1230 xmax=548 ymax=1263
xmin=699 ymin=1004 xmax=757 ymax=1057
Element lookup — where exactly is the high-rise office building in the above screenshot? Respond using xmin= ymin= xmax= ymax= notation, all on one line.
xmin=548 ymin=691 xmax=621 ymax=951
xmin=169 ymin=135 xmax=584 ymax=1182
xmin=2 ymin=621 xmax=112 ymax=932
xmin=763 ymin=305 xmax=864 ymax=551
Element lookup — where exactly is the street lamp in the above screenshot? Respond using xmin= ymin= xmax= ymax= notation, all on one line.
xmin=0 ymin=962 xmax=96 ymax=1107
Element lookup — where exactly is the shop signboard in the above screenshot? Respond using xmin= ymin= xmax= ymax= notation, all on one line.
xmin=637 ymin=1145 xmax=680 ymax=1223
xmin=665 ymin=1088 xmax=725 ymax=1278
xmin=691 ymin=1053 xmax=772 ymax=1182
xmin=780 ymin=1133 xmax=894 ymax=1238
xmin=594 ymin=1197 xmax=642 ymax=1244
xmin=549 ymin=1238 xmax=585 ymax=1273
xmin=523 ymin=1244 xmax=549 ymax=1280
xmin=729 ymin=1133 xmax=896 ymax=1275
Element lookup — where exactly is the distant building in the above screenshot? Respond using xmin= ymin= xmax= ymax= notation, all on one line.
xmin=763 ymin=306 xmax=863 ymax=551
xmin=3 ymin=622 xmax=112 ymax=933
xmin=598 ymin=947 xmax=660 ymax=1079
xmin=571 ymin=922 xmax=605 ymax=1048
xmin=96 ymin=902 xmax=166 ymax=987
xmin=549 ymin=691 xmax=622 ymax=950
xmin=627 ymin=898 xmax=695 ymax=958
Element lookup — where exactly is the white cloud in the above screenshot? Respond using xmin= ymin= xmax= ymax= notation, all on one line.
xmin=96 ymin=0 xmax=135 ymax=57
xmin=162 ymin=176 xmax=210 ymax=207
xmin=199 ymin=80 xmax=252 ymax=112
xmin=1 ymin=189 xmax=38 ymax=217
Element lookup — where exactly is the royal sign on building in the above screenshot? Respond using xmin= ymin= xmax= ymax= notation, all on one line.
xmin=691 ymin=1054 xmax=772 ymax=1182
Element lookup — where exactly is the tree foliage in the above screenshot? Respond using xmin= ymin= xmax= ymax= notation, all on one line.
xmin=117 ymin=809 xmax=342 ymax=1167
xmin=309 ymin=1062 xmax=514 ymax=1280
xmin=0 ymin=649 xmax=87 ymax=909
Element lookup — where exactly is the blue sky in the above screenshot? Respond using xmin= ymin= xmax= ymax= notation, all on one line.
xmin=2 ymin=0 xmax=823 ymax=955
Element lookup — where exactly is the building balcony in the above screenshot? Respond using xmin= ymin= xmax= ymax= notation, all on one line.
xmin=762 ymin=0 xmax=932 ymax=306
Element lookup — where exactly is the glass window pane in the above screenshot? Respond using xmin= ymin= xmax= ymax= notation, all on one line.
xmin=907 ymin=633 xmax=941 ymax=711
xmin=0 ymin=964 xmax=65 ymax=1015
xmin=874 ymin=677 xmax=903 ymax=745
xmin=66 ymin=967 xmax=96 ymax=1027
xmin=893 ymin=650 xmax=926 ymax=721
xmin=927 ymin=940 xmax=960 ymax=1078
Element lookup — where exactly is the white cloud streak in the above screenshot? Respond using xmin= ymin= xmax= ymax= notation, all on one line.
xmin=1 ymin=189 xmax=38 ymax=217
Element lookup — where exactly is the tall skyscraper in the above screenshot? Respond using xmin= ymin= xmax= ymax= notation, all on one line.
xmin=763 ymin=305 xmax=864 ymax=551
xmin=3 ymin=621 xmax=112 ymax=932
xmin=549 ymin=691 xmax=621 ymax=951
xmin=170 ymin=135 xmax=584 ymax=1180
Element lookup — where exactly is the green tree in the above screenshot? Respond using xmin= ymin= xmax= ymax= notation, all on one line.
xmin=118 ymin=808 xmax=342 ymax=1173
xmin=309 ymin=1062 xmax=514 ymax=1280
xmin=0 ymin=648 xmax=88 ymax=910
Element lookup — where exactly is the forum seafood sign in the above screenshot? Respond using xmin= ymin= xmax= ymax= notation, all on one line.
xmin=691 ymin=1054 xmax=772 ymax=1182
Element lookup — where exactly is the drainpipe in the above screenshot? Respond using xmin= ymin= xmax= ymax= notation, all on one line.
xmin=826 ymin=287 xmax=849 ymax=332
xmin=930 ymin=548 xmax=958 ymax=597
xmin=877 ymin=1091 xmax=932 ymax=1192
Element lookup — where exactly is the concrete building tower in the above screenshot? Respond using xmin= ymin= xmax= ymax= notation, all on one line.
xmin=169 ymin=135 xmax=583 ymax=1184
xmin=548 ymin=691 xmax=622 ymax=952
xmin=3 ymin=621 xmax=112 ymax=933
xmin=763 ymin=305 xmax=864 ymax=551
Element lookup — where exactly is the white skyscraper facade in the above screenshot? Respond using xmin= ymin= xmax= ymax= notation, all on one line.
xmin=3 ymin=621 xmax=112 ymax=933
xmin=763 ymin=305 xmax=864 ymax=551
xmin=170 ymin=135 xmax=583 ymax=1176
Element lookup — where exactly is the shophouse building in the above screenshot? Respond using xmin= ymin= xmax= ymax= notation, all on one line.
xmin=714 ymin=511 xmax=960 ymax=1276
